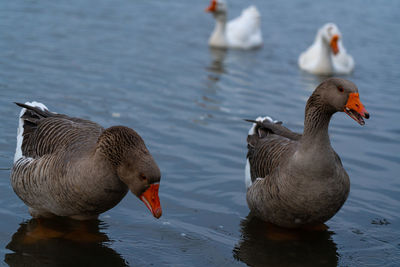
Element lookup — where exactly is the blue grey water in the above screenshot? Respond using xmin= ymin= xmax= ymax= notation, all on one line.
xmin=0 ymin=0 xmax=399 ymax=266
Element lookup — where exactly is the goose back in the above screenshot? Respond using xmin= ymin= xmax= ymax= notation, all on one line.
xmin=16 ymin=102 xmax=103 ymax=160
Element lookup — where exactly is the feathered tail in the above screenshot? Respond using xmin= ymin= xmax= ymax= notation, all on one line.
xmin=14 ymin=102 xmax=52 ymax=163
xmin=245 ymin=116 xmax=278 ymax=189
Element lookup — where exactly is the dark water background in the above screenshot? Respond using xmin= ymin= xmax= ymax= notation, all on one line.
xmin=0 ymin=0 xmax=399 ymax=266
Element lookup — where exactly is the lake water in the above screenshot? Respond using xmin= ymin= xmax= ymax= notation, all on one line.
xmin=0 ymin=0 xmax=399 ymax=266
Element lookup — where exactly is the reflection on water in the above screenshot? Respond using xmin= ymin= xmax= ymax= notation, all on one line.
xmin=207 ymin=47 xmax=227 ymax=76
xmin=5 ymin=218 xmax=128 ymax=267
xmin=193 ymin=47 xmax=228 ymax=125
xmin=233 ymin=215 xmax=338 ymax=267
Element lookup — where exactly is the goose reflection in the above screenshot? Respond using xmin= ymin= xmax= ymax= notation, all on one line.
xmin=233 ymin=214 xmax=338 ymax=267
xmin=207 ymin=47 xmax=228 ymax=77
xmin=5 ymin=218 xmax=128 ymax=267
xmin=194 ymin=47 xmax=228 ymax=125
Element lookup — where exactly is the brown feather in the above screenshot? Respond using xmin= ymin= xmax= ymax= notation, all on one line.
xmin=11 ymin=102 xmax=160 ymax=220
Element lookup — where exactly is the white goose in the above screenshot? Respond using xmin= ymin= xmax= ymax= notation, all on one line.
xmin=298 ymin=23 xmax=354 ymax=75
xmin=205 ymin=0 xmax=263 ymax=50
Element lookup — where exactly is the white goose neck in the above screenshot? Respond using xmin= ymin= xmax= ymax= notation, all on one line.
xmin=313 ymin=33 xmax=334 ymax=74
xmin=209 ymin=13 xmax=228 ymax=48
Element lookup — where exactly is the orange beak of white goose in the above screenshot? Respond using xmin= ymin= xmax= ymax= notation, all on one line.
xmin=344 ymin=93 xmax=370 ymax=125
xmin=140 ymin=184 xmax=162 ymax=219
xmin=205 ymin=0 xmax=217 ymax=12
xmin=330 ymin=34 xmax=340 ymax=55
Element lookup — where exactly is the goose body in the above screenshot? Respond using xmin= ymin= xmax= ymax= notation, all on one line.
xmin=206 ymin=0 xmax=262 ymax=49
xmin=298 ymin=23 xmax=354 ymax=75
xmin=11 ymin=102 xmax=162 ymax=220
xmin=245 ymin=78 xmax=369 ymax=228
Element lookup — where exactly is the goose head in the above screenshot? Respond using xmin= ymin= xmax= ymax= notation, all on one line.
xmin=117 ymin=149 xmax=162 ymax=219
xmin=315 ymin=78 xmax=370 ymax=125
xmin=319 ymin=23 xmax=342 ymax=55
xmin=205 ymin=0 xmax=227 ymax=18
xmin=98 ymin=126 xmax=162 ymax=218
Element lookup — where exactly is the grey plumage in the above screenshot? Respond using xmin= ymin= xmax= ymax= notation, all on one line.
xmin=245 ymin=78 xmax=369 ymax=228
xmin=11 ymin=102 xmax=161 ymax=220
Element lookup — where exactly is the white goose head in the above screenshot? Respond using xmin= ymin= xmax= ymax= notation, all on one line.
xmin=206 ymin=0 xmax=227 ymax=19
xmin=318 ymin=23 xmax=342 ymax=55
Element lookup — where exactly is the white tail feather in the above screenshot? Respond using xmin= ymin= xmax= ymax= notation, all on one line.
xmin=248 ymin=116 xmax=278 ymax=135
xmin=14 ymin=101 xmax=48 ymax=163
xmin=246 ymin=115 xmax=278 ymax=189
xmin=242 ymin=5 xmax=260 ymax=19
xmin=245 ymin=159 xmax=252 ymax=189
xmin=245 ymin=158 xmax=264 ymax=189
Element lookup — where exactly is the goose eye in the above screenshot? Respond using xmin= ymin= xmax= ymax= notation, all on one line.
xmin=139 ymin=173 xmax=147 ymax=181
xmin=337 ymin=86 xmax=344 ymax=92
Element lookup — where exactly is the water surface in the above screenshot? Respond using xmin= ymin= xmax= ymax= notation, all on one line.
xmin=0 ymin=0 xmax=399 ymax=266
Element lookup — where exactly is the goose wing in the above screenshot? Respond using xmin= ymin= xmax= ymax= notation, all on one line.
xmin=15 ymin=102 xmax=103 ymax=160
xmin=246 ymin=118 xmax=299 ymax=184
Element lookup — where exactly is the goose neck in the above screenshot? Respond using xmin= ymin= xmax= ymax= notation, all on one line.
xmin=314 ymin=34 xmax=334 ymax=72
xmin=209 ymin=12 xmax=228 ymax=48
xmin=301 ymin=97 xmax=334 ymax=147
xmin=214 ymin=15 xmax=227 ymax=35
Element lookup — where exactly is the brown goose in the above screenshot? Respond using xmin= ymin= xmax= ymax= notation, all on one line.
xmin=11 ymin=102 xmax=162 ymax=220
xmin=245 ymin=78 xmax=369 ymax=228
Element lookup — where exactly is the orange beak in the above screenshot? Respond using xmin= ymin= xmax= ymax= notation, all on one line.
xmin=344 ymin=93 xmax=370 ymax=125
xmin=140 ymin=184 xmax=162 ymax=219
xmin=205 ymin=0 xmax=217 ymax=12
xmin=330 ymin=34 xmax=339 ymax=55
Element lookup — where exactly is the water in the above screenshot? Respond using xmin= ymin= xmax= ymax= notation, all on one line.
xmin=0 ymin=0 xmax=399 ymax=266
